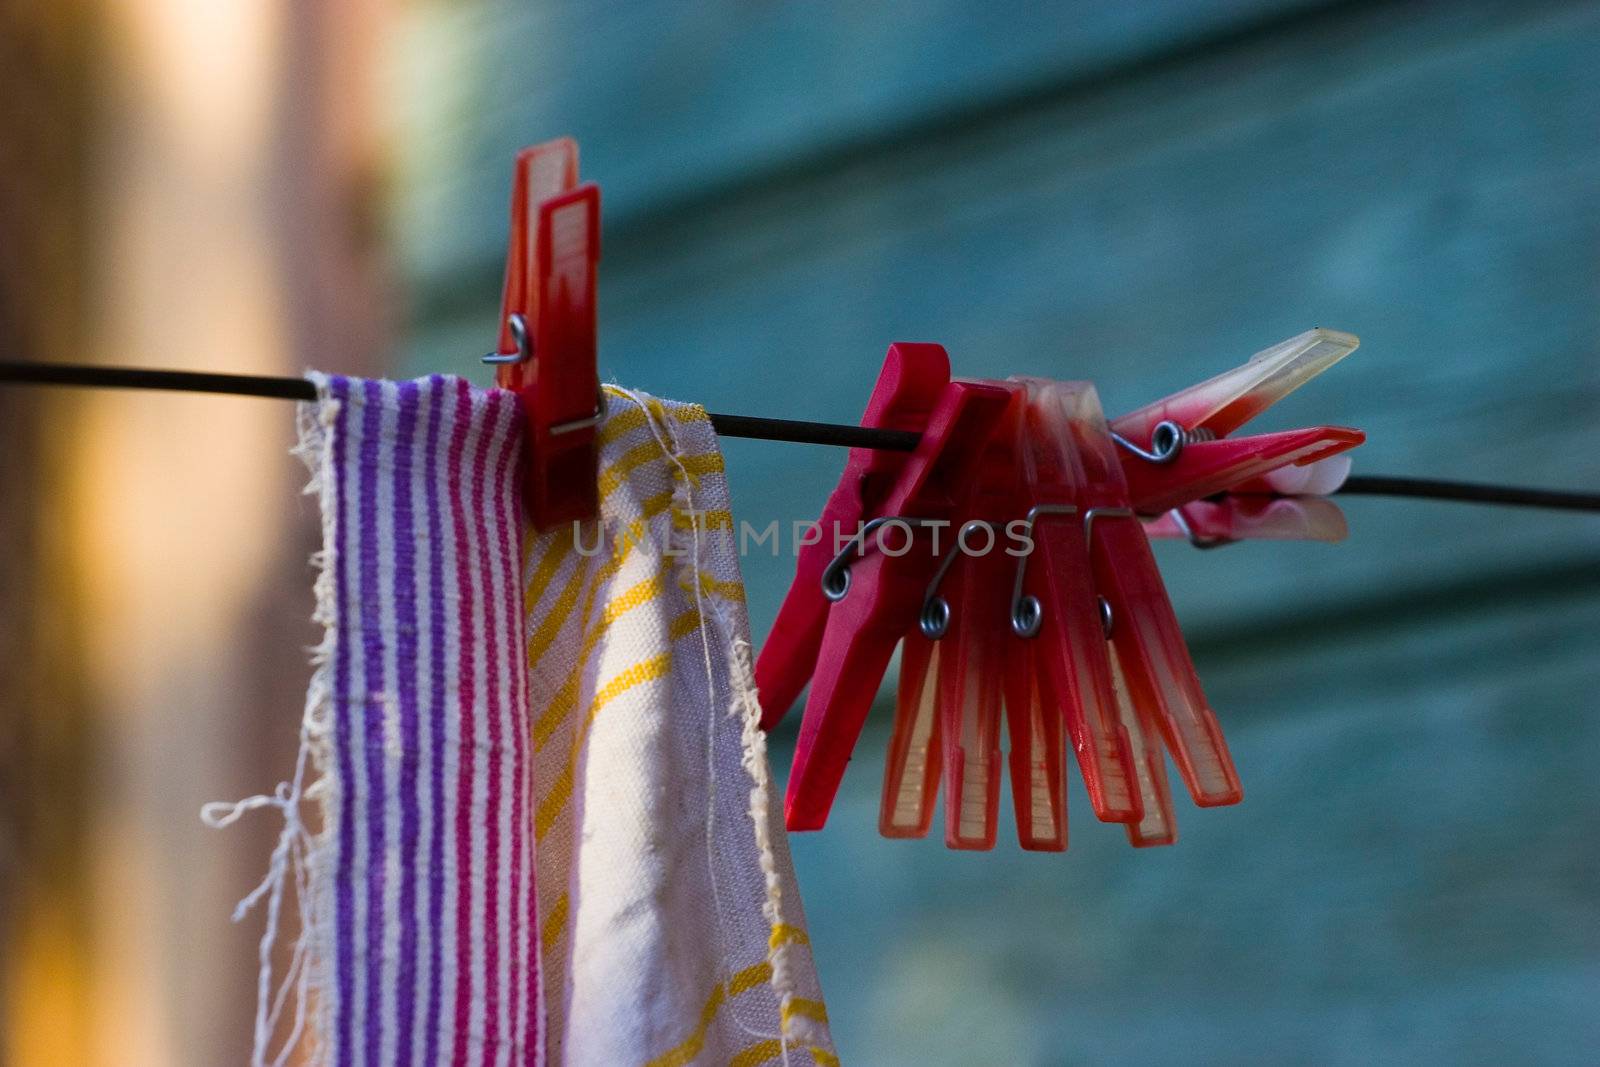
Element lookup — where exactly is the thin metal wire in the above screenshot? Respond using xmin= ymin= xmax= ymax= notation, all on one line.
xmin=1336 ymin=475 xmax=1600 ymax=512
xmin=0 ymin=361 xmax=922 ymax=451
xmin=2 ymin=360 xmax=1598 ymax=513
xmin=0 ymin=361 xmax=318 ymax=400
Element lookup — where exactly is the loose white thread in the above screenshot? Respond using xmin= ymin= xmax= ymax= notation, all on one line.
xmin=203 ymin=383 xmax=340 ymax=1067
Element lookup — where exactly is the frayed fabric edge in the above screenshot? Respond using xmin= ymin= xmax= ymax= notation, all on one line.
xmin=200 ymin=374 xmax=341 ymax=1067
xmin=727 ymin=631 xmax=829 ymax=1052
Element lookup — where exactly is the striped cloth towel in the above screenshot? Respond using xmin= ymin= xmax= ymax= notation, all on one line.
xmin=524 ymin=385 xmax=834 ymax=1066
xmin=209 ymin=375 xmax=538 ymax=1067
xmin=210 ymin=374 xmax=832 ymax=1067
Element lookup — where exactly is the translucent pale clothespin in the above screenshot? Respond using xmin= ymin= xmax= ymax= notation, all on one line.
xmin=1144 ymin=453 xmax=1353 ymax=547
xmin=1109 ymin=328 xmax=1364 ymax=515
xmin=1118 ymin=329 xmax=1362 ymax=545
xmin=1112 ymin=328 xmax=1360 ymax=447
xmin=1144 ymin=489 xmax=1350 ymax=547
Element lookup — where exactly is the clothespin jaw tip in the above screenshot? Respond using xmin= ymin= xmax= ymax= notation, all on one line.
xmin=1114 ymin=327 xmax=1359 ymax=443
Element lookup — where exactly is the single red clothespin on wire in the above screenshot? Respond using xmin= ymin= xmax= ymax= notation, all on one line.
xmin=1110 ymin=328 xmax=1364 ymax=516
xmin=785 ymin=370 xmax=1014 ymax=831
xmin=1119 ymin=329 xmax=1362 ymax=546
xmin=755 ymin=343 xmax=952 ymax=729
xmin=484 ymin=137 xmax=603 ymax=528
xmin=1005 ymin=378 xmax=1142 ymax=836
xmin=1062 ymin=380 xmax=1244 ymax=846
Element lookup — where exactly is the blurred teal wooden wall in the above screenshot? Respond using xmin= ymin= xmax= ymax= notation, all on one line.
xmin=391 ymin=2 xmax=1600 ymax=1063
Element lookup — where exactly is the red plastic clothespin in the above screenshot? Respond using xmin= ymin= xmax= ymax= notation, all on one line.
xmin=485 ymin=137 xmax=603 ymax=528
xmin=1064 ymin=382 xmax=1245 ymax=845
xmin=755 ymin=343 xmax=952 ymax=729
xmin=1110 ymin=329 xmax=1365 ymax=516
xmin=880 ymin=385 xmax=1025 ymax=849
xmin=785 ymin=371 xmax=1014 ymax=832
xmin=1003 ymin=379 xmax=1145 ymax=843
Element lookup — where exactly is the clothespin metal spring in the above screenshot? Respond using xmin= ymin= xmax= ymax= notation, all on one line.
xmin=483 ymin=311 xmax=608 ymax=436
xmin=828 ymin=504 xmax=1126 ymax=645
xmin=1110 ymin=419 xmax=1216 ymax=464
xmin=820 ymin=515 xmax=948 ymax=602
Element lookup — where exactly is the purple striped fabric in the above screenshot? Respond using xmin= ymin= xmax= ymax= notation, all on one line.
xmin=310 ymin=373 xmax=540 ymax=1067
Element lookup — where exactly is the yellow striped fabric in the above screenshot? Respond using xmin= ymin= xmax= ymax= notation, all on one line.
xmin=524 ymin=387 xmax=833 ymax=1065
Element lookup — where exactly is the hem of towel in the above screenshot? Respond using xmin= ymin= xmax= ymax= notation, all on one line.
xmin=289 ymin=374 xmax=342 ymax=1067
xmin=198 ymin=378 xmax=342 ymax=1067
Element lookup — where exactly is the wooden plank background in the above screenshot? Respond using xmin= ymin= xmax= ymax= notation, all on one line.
xmin=392 ymin=1 xmax=1600 ymax=1062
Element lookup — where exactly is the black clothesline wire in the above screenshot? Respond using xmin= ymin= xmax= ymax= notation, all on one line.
xmin=3 ymin=360 xmax=1599 ymax=514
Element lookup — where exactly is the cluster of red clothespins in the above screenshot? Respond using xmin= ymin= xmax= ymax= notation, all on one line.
xmin=484 ymin=136 xmax=1367 ymax=853
xmin=755 ymin=333 xmax=1365 ymax=850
